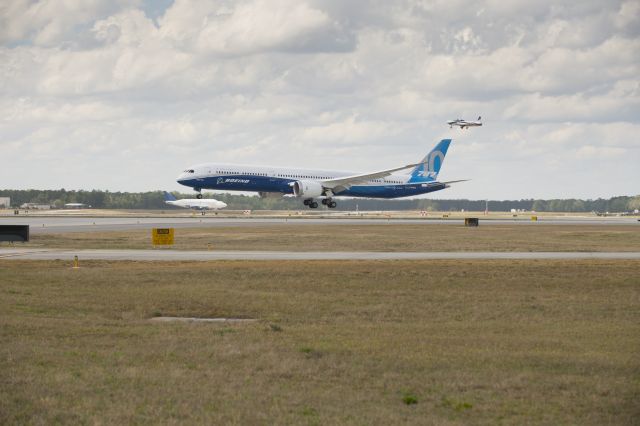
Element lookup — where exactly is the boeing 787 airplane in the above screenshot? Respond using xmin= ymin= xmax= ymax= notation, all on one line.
xmin=177 ymin=139 xmax=465 ymax=208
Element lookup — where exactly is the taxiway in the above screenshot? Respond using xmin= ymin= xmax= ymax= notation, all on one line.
xmin=0 ymin=215 xmax=636 ymax=234
xmin=2 ymin=248 xmax=640 ymax=261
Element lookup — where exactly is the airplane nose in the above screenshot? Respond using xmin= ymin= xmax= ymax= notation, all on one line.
xmin=176 ymin=174 xmax=190 ymax=186
xmin=177 ymin=168 xmax=196 ymax=184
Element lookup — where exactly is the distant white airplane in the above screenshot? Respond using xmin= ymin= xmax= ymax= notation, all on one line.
xmin=163 ymin=192 xmax=227 ymax=210
xmin=448 ymin=116 xmax=482 ymax=129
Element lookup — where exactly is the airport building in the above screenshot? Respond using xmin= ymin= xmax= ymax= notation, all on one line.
xmin=20 ymin=203 xmax=51 ymax=210
xmin=0 ymin=197 xmax=9 ymax=208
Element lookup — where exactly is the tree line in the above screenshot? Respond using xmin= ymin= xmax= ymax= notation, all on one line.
xmin=1 ymin=189 xmax=638 ymax=212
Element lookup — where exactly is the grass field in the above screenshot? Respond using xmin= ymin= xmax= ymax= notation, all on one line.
xmin=24 ymin=223 xmax=640 ymax=252
xmin=1 ymin=259 xmax=639 ymax=424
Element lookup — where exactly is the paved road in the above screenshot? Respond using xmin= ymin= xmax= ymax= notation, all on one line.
xmin=1 ymin=215 xmax=637 ymax=234
xmin=2 ymin=248 xmax=639 ymax=261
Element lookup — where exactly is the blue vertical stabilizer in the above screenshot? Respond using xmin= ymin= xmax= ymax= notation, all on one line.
xmin=163 ymin=191 xmax=178 ymax=201
xmin=408 ymin=139 xmax=451 ymax=183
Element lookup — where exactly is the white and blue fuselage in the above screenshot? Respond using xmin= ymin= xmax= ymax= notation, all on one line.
xmin=177 ymin=139 xmax=462 ymax=208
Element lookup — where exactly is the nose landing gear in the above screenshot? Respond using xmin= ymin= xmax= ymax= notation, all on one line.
xmin=195 ymin=188 xmax=203 ymax=199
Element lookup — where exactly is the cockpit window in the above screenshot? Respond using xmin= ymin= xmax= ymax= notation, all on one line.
xmin=183 ymin=169 xmax=195 ymax=173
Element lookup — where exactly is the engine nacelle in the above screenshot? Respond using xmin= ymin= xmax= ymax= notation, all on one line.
xmin=292 ymin=180 xmax=324 ymax=198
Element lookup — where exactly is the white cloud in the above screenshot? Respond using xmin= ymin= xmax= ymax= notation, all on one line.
xmin=613 ymin=1 xmax=640 ymax=31
xmin=2 ymin=97 xmax=128 ymax=123
xmin=503 ymin=86 xmax=639 ymax=122
xmin=0 ymin=0 xmax=135 ymax=46
xmin=301 ymin=115 xmax=394 ymax=145
xmin=158 ymin=0 xmax=354 ymax=55
xmin=575 ymin=145 xmax=626 ymax=159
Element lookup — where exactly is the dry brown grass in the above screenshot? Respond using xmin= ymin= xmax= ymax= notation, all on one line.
xmin=1 ymin=259 xmax=639 ymax=424
xmin=24 ymin=223 xmax=640 ymax=252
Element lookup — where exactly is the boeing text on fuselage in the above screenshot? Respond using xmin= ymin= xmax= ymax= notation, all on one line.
xmin=177 ymin=139 xmax=466 ymax=208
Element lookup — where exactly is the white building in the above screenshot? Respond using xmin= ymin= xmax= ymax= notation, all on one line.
xmin=20 ymin=203 xmax=51 ymax=210
xmin=0 ymin=197 xmax=10 ymax=208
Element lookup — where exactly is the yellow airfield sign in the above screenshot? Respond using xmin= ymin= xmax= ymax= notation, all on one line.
xmin=152 ymin=228 xmax=174 ymax=245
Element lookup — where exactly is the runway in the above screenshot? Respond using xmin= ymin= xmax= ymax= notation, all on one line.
xmin=1 ymin=215 xmax=637 ymax=234
xmin=1 ymin=248 xmax=639 ymax=261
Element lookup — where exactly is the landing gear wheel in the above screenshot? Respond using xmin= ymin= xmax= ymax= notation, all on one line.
xmin=321 ymin=199 xmax=328 ymax=205
xmin=328 ymin=201 xmax=337 ymax=208
xmin=303 ymin=199 xmax=311 ymax=206
xmin=196 ymin=193 xmax=203 ymax=199
xmin=309 ymin=201 xmax=318 ymax=208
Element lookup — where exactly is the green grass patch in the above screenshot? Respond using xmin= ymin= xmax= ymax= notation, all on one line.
xmin=1 ymin=259 xmax=639 ymax=424
xmin=22 ymin=224 xmax=640 ymax=252
xmin=402 ymin=393 xmax=418 ymax=405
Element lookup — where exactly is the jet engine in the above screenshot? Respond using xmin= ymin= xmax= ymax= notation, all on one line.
xmin=292 ymin=180 xmax=324 ymax=197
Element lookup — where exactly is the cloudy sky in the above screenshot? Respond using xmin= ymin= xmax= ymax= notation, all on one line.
xmin=1 ymin=0 xmax=638 ymax=199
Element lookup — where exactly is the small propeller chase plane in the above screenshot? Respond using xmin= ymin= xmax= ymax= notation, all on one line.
xmin=447 ymin=116 xmax=482 ymax=129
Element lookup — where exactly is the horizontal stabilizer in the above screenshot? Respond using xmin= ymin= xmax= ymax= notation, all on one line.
xmin=442 ymin=179 xmax=469 ymax=184
xmin=441 ymin=179 xmax=469 ymax=187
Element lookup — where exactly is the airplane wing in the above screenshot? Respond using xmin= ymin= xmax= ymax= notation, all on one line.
xmin=320 ymin=161 xmax=430 ymax=194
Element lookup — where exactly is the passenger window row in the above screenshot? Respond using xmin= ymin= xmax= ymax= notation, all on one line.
xmin=212 ymin=170 xmax=403 ymax=184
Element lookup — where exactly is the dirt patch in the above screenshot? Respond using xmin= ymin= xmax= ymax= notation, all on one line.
xmin=149 ymin=316 xmax=256 ymax=323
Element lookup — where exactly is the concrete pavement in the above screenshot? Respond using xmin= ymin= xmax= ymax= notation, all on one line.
xmin=2 ymin=248 xmax=639 ymax=261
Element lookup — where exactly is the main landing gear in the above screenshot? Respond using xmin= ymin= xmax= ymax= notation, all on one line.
xmin=303 ymin=198 xmax=337 ymax=209
xmin=322 ymin=198 xmax=337 ymax=208
xmin=303 ymin=199 xmax=318 ymax=209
